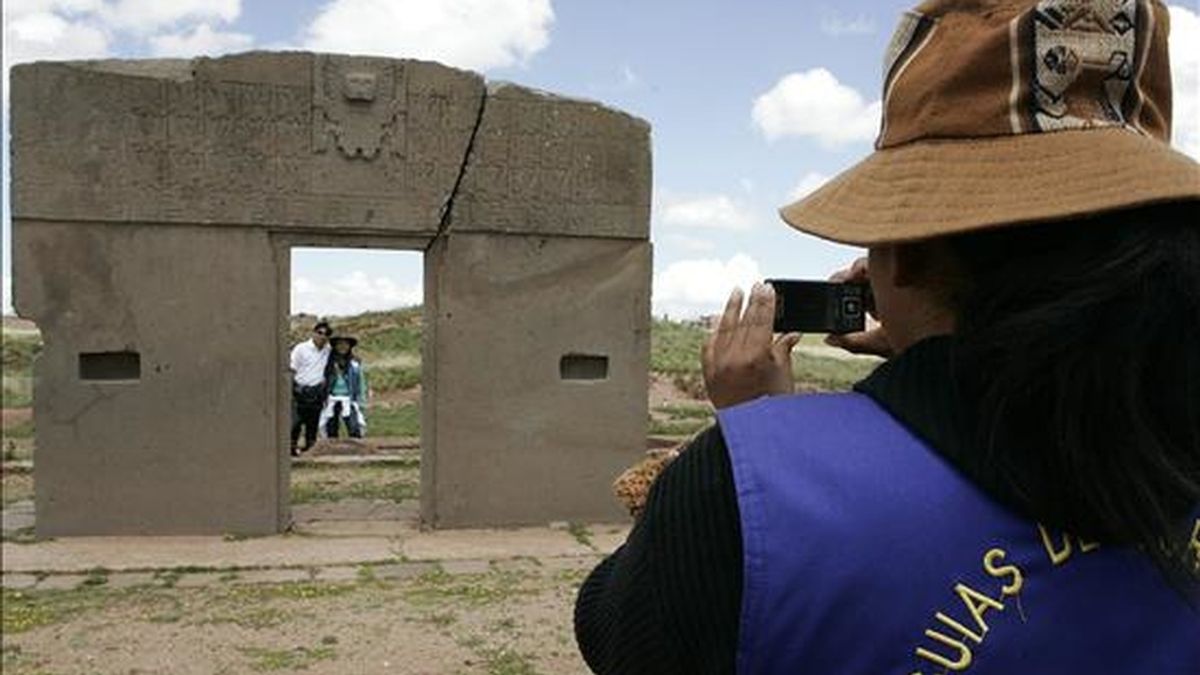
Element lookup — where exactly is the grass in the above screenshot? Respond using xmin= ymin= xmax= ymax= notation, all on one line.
xmin=290 ymin=464 xmax=419 ymax=504
xmin=791 ymin=352 xmax=878 ymax=391
xmin=2 ymin=418 xmax=35 ymax=440
xmin=368 ymin=364 xmax=422 ymax=393
xmin=367 ymin=402 xmax=421 ymax=437
xmin=649 ymin=403 xmax=715 ymax=437
xmin=0 ymin=565 xmax=579 ymax=673
xmin=0 ymin=586 xmax=115 ymax=634
xmin=291 ymin=307 xmax=422 ymax=359
xmin=649 ymin=318 xmax=707 ymax=375
xmin=238 ymin=645 xmax=336 ymax=672
xmin=1 ymin=334 xmax=40 ymax=374
xmin=565 ymin=522 xmax=594 ymax=549
xmin=2 ymin=376 xmax=33 ymax=408
xmin=483 ymin=646 xmax=542 ymax=675
xmin=648 ymin=316 xmax=876 ymax=391
xmin=402 ymin=568 xmax=536 ymax=609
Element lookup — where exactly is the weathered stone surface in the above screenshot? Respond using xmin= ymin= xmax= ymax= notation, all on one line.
xmin=401 ymin=527 xmax=593 ymax=561
xmin=1 ymin=573 xmax=40 ymax=589
xmin=371 ymin=561 xmax=438 ymax=581
xmin=2 ymin=500 xmax=36 ymax=536
xmin=449 ymin=83 xmax=651 ymax=239
xmin=14 ymin=221 xmax=281 ymax=536
xmin=423 ymin=233 xmax=650 ymax=527
xmin=583 ymin=524 xmax=631 ymax=555
xmin=10 ymin=52 xmax=652 ymax=536
xmin=11 ymin=53 xmax=483 ymax=234
xmin=312 ymin=565 xmax=360 ymax=582
xmin=229 ymin=568 xmax=311 ymax=585
xmin=0 ymin=536 xmax=399 ymax=573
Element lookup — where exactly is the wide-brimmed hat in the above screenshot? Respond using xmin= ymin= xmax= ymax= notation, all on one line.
xmin=781 ymin=0 xmax=1200 ymax=246
xmin=329 ymin=335 xmax=358 ymax=348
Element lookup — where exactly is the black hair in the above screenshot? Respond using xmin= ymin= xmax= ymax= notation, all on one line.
xmin=945 ymin=201 xmax=1199 ymax=583
xmin=313 ymin=320 xmax=332 ymax=334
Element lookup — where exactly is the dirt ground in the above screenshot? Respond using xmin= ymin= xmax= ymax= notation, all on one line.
xmin=0 ymin=374 xmax=701 ymax=674
xmin=2 ymin=560 xmax=595 ymax=674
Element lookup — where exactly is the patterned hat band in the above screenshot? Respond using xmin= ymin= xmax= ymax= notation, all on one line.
xmin=777 ymin=0 xmax=1196 ymax=246
xmin=876 ymin=0 xmax=1171 ymax=149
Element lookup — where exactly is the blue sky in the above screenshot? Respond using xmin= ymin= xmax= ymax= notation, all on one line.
xmin=4 ymin=0 xmax=1198 ymax=318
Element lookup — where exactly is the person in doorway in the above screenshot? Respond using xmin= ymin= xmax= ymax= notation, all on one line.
xmin=574 ymin=1 xmax=1199 ymax=673
xmin=289 ymin=320 xmax=332 ymax=456
xmin=319 ymin=335 xmax=368 ymax=439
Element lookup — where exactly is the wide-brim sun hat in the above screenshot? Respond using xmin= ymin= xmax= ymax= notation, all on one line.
xmin=330 ymin=336 xmax=358 ymax=348
xmin=781 ymin=0 xmax=1200 ymax=246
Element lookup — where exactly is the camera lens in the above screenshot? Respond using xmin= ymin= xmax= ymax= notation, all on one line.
xmin=842 ymin=298 xmax=862 ymax=318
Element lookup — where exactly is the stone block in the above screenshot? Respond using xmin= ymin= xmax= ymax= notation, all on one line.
xmin=422 ymin=233 xmax=651 ymax=527
xmin=449 ymin=83 xmax=651 ymax=239
xmin=10 ymin=52 xmax=652 ymax=537
xmin=10 ymin=54 xmax=483 ymax=235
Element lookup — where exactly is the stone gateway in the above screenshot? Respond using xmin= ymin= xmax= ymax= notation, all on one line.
xmin=10 ymin=52 xmax=652 ymax=535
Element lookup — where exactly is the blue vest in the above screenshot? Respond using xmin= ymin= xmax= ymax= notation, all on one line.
xmin=717 ymin=393 xmax=1198 ymax=675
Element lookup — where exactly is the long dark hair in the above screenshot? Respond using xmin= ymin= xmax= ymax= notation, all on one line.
xmin=946 ymin=201 xmax=1199 ymax=582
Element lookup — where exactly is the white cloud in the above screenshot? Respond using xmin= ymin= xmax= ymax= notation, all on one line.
xmin=292 ymin=272 xmax=422 ymax=318
xmin=661 ymin=234 xmax=718 ymax=253
xmin=1169 ymin=4 xmax=1200 ymax=159
xmin=149 ymin=23 xmax=252 ymax=57
xmin=659 ymin=194 xmax=754 ymax=231
xmin=820 ymin=13 xmax=876 ymax=37
xmin=621 ymin=65 xmax=640 ymax=88
xmin=786 ymin=172 xmax=831 ymax=202
xmin=653 ymin=253 xmax=762 ymax=319
xmin=4 ymin=1 xmax=104 ymax=15
xmin=2 ymin=0 xmax=248 ymax=72
xmin=3 ymin=10 xmax=110 ymax=66
xmin=752 ymin=68 xmax=881 ymax=146
xmin=100 ymin=0 xmax=241 ymax=32
xmin=304 ymin=0 xmax=554 ymax=72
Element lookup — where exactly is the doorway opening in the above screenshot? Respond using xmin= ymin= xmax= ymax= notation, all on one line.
xmin=285 ymin=246 xmax=425 ymax=534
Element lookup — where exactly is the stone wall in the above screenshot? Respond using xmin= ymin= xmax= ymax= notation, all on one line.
xmin=10 ymin=53 xmax=651 ymax=535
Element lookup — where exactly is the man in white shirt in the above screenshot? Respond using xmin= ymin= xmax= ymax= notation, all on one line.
xmin=289 ymin=320 xmax=332 ymax=456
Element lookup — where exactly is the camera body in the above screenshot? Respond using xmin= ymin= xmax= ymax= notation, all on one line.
xmin=765 ymin=280 xmax=873 ymax=334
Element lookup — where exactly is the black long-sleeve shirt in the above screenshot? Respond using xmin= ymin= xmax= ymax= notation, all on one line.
xmin=574 ymin=337 xmax=1027 ymax=674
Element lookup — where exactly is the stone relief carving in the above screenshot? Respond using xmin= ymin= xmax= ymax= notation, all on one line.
xmin=313 ymin=55 xmax=407 ymax=161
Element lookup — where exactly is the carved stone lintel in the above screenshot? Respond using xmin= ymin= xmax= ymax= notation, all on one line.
xmin=313 ymin=55 xmax=407 ymax=161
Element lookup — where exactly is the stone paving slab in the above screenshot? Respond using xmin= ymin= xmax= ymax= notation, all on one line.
xmin=35 ymin=574 xmax=87 ymax=591
xmin=539 ymin=556 xmax=604 ymax=574
xmin=2 ymin=500 xmax=36 ymax=536
xmin=441 ymin=559 xmax=492 ymax=575
xmin=103 ymin=572 xmax=160 ymax=590
xmin=292 ymin=499 xmax=417 ymax=522
xmin=584 ymin=524 xmax=631 ymax=555
xmin=292 ymin=520 xmax=416 ymax=538
xmin=371 ymin=562 xmax=438 ymax=581
xmin=1 ymin=536 xmax=401 ymax=574
xmin=2 ymin=573 xmax=39 ymax=589
xmin=175 ymin=572 xmax=224 ymax=588
xmin=400 ymin=527 xmax=593 ymax=561
xmin=228 ymin=568 xmax=312 ymax=585
xmin=312 ymin=565 xmax=360 ymax=582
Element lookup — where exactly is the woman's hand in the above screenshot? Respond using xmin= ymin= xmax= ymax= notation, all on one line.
xmin=823 ymin=257 xmax=895 ymax=358
xmin=702 ymin=283 xmax=802 ymax=409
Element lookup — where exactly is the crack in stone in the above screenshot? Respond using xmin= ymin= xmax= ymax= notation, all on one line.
xmin=429 ymin=85 xmax=489 ymax=249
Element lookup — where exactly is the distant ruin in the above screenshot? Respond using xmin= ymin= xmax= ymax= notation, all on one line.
xmin=10 ymin=52 xmax=652 ymax=535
